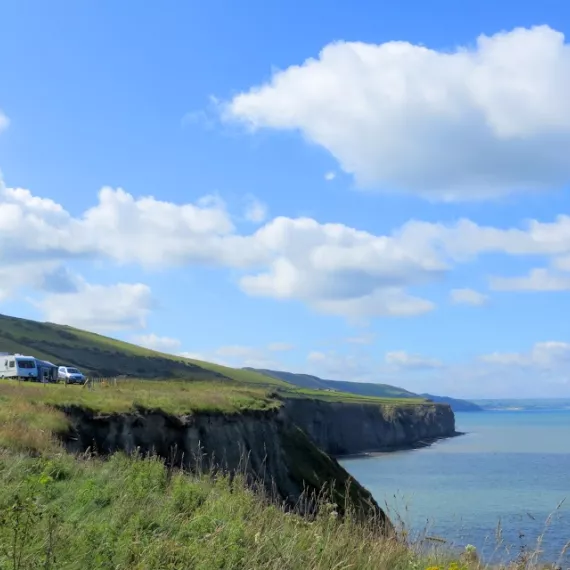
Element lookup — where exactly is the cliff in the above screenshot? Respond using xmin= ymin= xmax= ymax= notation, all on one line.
xmin=283 ymin=399 xmax=457 ymax=455
xmin=61 ymin=398 xmax=456 ymax=528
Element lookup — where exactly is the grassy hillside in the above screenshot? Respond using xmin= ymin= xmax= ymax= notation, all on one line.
xmin=0 ymin=314 xmax=287 ymax=387
xmin=246 ymin=368 xmax=419 ymax=399
xmin=0 ymin=451 xmax=499 ymax=570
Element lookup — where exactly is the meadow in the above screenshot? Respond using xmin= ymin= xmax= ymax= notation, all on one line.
xmin=0 ymin=379 xmax=562 ymax=569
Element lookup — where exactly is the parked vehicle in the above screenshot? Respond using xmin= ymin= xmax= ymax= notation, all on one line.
xmin=58 ymin=366 xmax=86 ymax=384
xmin=0 ymin=354 xmax=39 ymax=380
xmin=36 ymin=360 xmax=59 ymax=383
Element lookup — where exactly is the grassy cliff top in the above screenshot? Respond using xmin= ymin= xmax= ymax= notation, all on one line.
xmin=0 ymin=378 xmax=280 ymax=453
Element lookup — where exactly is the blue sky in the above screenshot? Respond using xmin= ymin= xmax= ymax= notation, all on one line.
xmin=1 ymin=0 xmax=570 ymax=398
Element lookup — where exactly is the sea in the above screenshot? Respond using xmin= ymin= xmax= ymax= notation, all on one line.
xmin=340 ymin=408 xmax=570 ymax=565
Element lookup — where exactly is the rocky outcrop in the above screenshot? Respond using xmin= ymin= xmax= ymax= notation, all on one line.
xmin=60 ymin=398 xmax=456 ymax=529
xmin=283 ymin=399 xmax=457 ymax=456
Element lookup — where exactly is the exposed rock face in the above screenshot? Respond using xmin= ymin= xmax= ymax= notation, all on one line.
xmin=61 ymin=398 xmax=456 ymax=529
xmin=283 ymin=400 xmax=457 ymax=456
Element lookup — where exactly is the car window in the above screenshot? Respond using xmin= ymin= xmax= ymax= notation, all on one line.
xmin=67 ymin=368 xmax=80 ymax=374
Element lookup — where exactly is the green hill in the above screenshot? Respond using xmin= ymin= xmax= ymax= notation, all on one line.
xmin=0 ymin=313 xmax=287 ymax=387
xmin=244 ymin=368 xmax=418 ymax=399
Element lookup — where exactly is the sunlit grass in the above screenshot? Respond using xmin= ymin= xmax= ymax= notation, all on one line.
xmin=0 ymin=451 xmax=564 ymax=570
xmin=0 ymin=378 xmax=280 ymax=414
xmin=0 ymin=378 xmax=280 ymax=455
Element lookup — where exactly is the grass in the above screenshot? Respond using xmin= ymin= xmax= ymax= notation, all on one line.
xmin=0 ymin=451 xmax=564 ymax=570
xmin=0 ymin=378 xmax=281 ymax=455
xmin=0 ymin=313 xmax=288 ymax=386
xmin=282 ymin=387 xmax=427 ymax=406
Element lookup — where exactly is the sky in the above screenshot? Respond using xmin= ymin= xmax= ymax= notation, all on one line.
xmin=1 ymin=0 xmax=570 ymax=399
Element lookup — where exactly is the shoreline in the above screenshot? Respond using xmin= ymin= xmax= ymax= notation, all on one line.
xmin=336 ymin=430 xmax=465 ymax=460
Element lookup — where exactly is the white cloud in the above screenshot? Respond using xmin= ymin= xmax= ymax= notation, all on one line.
xmin=184 ymin=344 xmax=282 ymax=369
xmin=311 ymin=288 xmax=434 ymax=320
xmin=0 ymin=262 xmax=81 ymax=303
xmin=481 ymin=341 xmax=570 ymax=369
xmin=4 ymin=173 xmax=570 ymax=321
xmin=324 ymin=171 xmax=336 ymax=181
xmin=215 ymin=345 xmax=260 ymax=358
xmin=38 ymin=282 xmax=154 ymax=331
xmin=267 ymin=342 xmax=294 ymax=351
xmin=306 ymin=349 xmax=376 ymax=381
xmin=554 ymin=256 xmax=570 ymax=271
xmin=244 ymin=195 xmax=268 ymax=223
xmin=239 ymin=216 xmax=442 ymax=318
xmin=385 ymin=350 xmax=443 ymax=370
xmin=450 ymin=288 xmax=489 ymax=305
xmin=226 ymin=26 xmax=570 ymax=200
xmin=490 ymin=268 xmax=570 ymax=291
xmin=132 ymin=334 xmax=182 ymax=353
xmin=307 ymin=351 xmax=326 ymax=362
xmin=0 ymin=111 xmax=8 ymax=133
xmin=345 ymin=333 xmax=375 ymax=345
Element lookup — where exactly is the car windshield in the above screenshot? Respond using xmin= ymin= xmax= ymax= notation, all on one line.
xmin=67 ymin=368 xmax=80 ymax=374
xmin=17 ymin=360 xmax=36 ymax=369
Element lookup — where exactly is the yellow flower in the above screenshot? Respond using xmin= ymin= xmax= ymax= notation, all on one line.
xmin=425 ymin=566 xmax=441 ymax=570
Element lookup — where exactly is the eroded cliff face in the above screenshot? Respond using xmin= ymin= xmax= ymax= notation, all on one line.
xmin=283 ymin=399 xmax=457 ymax=456
xmin=60 ymin=398 xmax=456 ymax=528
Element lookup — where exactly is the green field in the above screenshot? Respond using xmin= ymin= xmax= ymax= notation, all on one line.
xmin=0 ymin=314 xmax=288 ymax=386
xmin=0 ymin=313 xmax=432 ymax=408
xmin=283 ymin=387 xmax=426 ymax=406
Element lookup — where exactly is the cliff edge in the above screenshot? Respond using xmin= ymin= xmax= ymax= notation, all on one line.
xmin=62 ymin=398 xmax=456 ymax=528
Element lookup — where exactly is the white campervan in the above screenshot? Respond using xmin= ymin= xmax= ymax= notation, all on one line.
xmin=0 ymin=354 xmax=38 ymax=380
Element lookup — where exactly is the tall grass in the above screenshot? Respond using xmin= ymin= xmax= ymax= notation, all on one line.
xmin=0 ymin=451 xmax=564 ymax=570
xmin=0 ymin=378 xmax=280 ymax=416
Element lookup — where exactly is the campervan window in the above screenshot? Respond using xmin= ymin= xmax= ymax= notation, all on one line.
xmin=9 ymin=361 xmax=15 ymax=368
xmin=17 ymin=360 xmax=35 ymax=369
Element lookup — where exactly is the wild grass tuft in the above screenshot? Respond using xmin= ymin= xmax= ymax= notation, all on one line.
xmin=0 ymin=451 xmax=564 ymax=570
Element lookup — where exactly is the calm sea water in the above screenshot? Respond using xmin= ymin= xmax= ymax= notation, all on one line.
xmin=340 ymin=410 xmax=570 ymax=564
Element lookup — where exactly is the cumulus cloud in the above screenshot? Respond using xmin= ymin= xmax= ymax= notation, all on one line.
xmin=490 ymin=268 xmax=570 ymax=291
xmin=226 ymin=26 xmax=570 ymax=200
xmin=243 ymin=196 xmax=268 ymax=223
xmin=481 ymin=341 xmax=570 ymax=369
xmin=324 ymin=171 xmax=336 ymax=181
xmin=3 ymin=173 xmax=570 ymax=321
xmin=0 ymin=261 xmax=82 ymax=303
xmin=239 ymin=216 xmax=443 ymax=318
xmin=132 ymin=334 xmax=182 ymax=353
xmin=267 ymin=342 xmax=294 ymax=351
xmin=450 ymin=288 xmax=489 ymax=305
xmin=0 ymin=111 xmax=8 ymax=132
xmin=304 ymin=343 xmax=570 ymax=398
xmin=306 ymin=350 xmax=376 ymax=381
xmin=345 ymin=333 xmax=375 ymax=345
xmin=38 ymin=282 xmax=154 ymax=331
xmin=183 ymin=343 xmax=287 ymax=369
xmin=384 ymin=350 xmax=443 ymax=370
